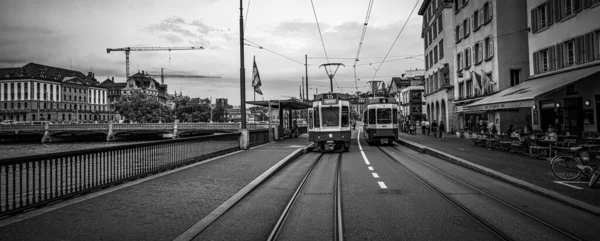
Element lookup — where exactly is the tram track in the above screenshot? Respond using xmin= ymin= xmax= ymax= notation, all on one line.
xmin=378 ymin=145 xmax=585 ymax=241
xmin=267 ymin=152 xmax=344 ymax=241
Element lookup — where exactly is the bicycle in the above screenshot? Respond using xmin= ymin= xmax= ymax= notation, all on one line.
xmin=550 ymin=147 xmax=600 ymax=187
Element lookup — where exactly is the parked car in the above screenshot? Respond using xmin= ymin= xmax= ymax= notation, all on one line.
xmin=0 ymin=120 xmax=16 ymax=125
xmin=31 ymin=121 xmax=53 ymax=125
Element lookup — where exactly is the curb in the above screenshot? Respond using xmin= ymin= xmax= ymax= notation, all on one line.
xmin=174 ymin=143 xmax=313 ymax=241
xmin=396 ymin=137 xmax=600 ymax=217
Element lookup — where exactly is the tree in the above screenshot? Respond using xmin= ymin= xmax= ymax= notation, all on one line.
xmin=174 ymin=96 xmax=211 ymax=122
xmin=112 ymin=91 xmax=174 ymax=123
xmin=212 ymin=104 xmax=228 ymax=122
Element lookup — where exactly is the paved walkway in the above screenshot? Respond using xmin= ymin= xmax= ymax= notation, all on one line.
xmin=396 ymin=132 xmax=600 ymax=208
xmin=0 ymin=136 xmax=309 ymax=241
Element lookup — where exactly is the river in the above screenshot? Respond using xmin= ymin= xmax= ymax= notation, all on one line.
xmin=0 ymin=141 xmax=152 ymax=159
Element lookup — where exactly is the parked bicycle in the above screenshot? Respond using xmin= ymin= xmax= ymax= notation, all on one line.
xmin=550 ymin=147 xmax=600 ymax=187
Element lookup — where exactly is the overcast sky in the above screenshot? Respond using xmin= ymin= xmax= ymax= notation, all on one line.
xmin=0 ymin=0 xmax=424 ymax=105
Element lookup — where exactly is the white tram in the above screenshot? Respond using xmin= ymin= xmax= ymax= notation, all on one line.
xmin=362 ymin=97 xmax=398 ymax=145
xmin=308 ymin=93 xmax=351 ymax=152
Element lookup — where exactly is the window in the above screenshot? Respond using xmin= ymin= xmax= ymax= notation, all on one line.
xmin=439 ymin=39 xmax=444 ymax=58
xmin=474 ymin=42 xmax=481 ymax=64
xmin=393 ymin=109 xmax=398 ymax=124
xmin=341 ymin=106 xmax=349 ymax=127
xmin=432 ymin=22 xmax=438 ymax=39
xmin=434 ymin=45 xmax=439 ymax=64
xmin=438 ymin=15 xmax=443 ymax=33
xmin=465 ymin=47 xmax=471 ymax=68
xmin=458 ymin=82 xmax=465 ymax=98
xmin=463 ymin=18 xmax=470 ymax=38
xmin=466 ymin=80 xmax=473 ymax=97
xmin=368 ymin=109 xmax=376 ymax=124
xmin=425 ymin=55 xmax=429 ymax=70
xmin=473 ymin=10 xmax=480 ymax=31
xmin=539 ymin=4 xmax=547 ymax=27
xmin=377 ymin=108 xmax=392 ymax=124
xmin=483 ymin=1 xmax=492 ymax=23
xmin=541 ymin=49 xmax=550 ymax=72
xmin=313 ymin=107 xmax=320 ymax=127
xmin=485 ymin=36 xmax=494 ymax=59
xmin=510 ymin=69 xmax=521 ymax=87
xmin=428 ymin=29 xmax=433 ymax=45
xmin=456 ymin=52 xmax=463 ymax=71
xmin=565 ymin=40 xmax=575 ymax=66
xmin=429 ymin=50 xmax=434 ymax=67
xmin=454 ymin=0 xmax=460 ymax=12
xmin=565 ymin=0 xmax=574 ymax=16
xmin=455 ymin=25 xmax=460 ymax=42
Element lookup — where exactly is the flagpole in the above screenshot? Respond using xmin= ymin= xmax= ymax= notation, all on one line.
xmin=239 ymin=0 xmax=248 ymax=148
xmin=254 ymin=55 xmax=256 ymax=102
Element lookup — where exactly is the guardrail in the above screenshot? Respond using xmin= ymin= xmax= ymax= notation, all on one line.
xmin=0 ymin=123 xmax=272 ymax=131
xmin=0 ymin=133 xmax=245 ymax=217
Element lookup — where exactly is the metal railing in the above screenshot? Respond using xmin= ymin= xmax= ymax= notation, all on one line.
xmin=249 ymin=129 xmax=270 ymax=147
xmin=0 ymin=133 xmax=242 ymax=217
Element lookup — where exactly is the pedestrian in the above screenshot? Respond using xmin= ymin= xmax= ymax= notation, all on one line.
xmin=421 ymin=119 xmax=428 ymax=135
xmin=431 ymin=120 xmax=438 ymax=138
xmin=352 ymin=121 xmax=356 ymax=131
xmin=439 ymin=121 xmax=446 ymax=140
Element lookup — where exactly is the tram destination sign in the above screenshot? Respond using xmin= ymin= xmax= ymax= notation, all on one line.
xmin=322 ymin=93 xmax=338 ymax=105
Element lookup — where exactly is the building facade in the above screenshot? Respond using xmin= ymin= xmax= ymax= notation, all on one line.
xmin=528 ymin=0 xmax=600 ymax=134
xmin=0 ymin=63 xmax=114 ymax=122
xmin=420 ymin=0 xmax=457 ymax=132
xmin=451 ymin=0 xmax=530 ymax=133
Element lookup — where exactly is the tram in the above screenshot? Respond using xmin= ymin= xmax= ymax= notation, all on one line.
xmin=308 ymin=93 xmax=351 ymax=152
xmin=362 ymin=97 xmax=398 ymax=145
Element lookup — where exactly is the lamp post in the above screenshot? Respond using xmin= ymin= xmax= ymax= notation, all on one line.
xmin=239 ymin=0 xmax=248 ymax=149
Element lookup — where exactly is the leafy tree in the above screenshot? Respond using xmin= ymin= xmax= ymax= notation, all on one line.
xmin=174 ymin=96 xmax=211 ymax=122
xmin=113 ymin=91 xmax=174 ymax=123
xmin=212 ymin=103 xmax=228 ymax=122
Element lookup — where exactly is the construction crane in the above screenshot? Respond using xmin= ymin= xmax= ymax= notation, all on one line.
xmin=145 ymin=68 xmax=221 ymax=85
xmin=106 ymin=46 xmax=205 ymax=78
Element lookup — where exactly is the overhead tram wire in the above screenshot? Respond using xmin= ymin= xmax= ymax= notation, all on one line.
xmin=310 ymin=0 xmax=342 ymax=92
xmin=244 ymin=39 xmax=305 ymax=65
xmin=353 ymin=0 xmax=375 ymax=91
xmin=372 ymin=0 xmax=420 ymax=81
xmin=244 ymin=0 xmax=251 ymax=31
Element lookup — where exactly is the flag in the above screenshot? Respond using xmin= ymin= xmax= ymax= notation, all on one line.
xmin=473 ymin=71 xmax=482 ymax=94
xmin=481 ymin=70 xmax=496 ymax=93
xmin=481 ymin=69 xmax=494 ymax=94
xmin=252 ymin=56 xmax=263 ymax=95
xmin=299 ymin=85 xmax=302 ymax=100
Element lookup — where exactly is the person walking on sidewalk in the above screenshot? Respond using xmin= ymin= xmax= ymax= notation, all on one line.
xmin=422 ymin=119 xmax=429 ymax=135
xmin=439 ymin=121 xmax=446 ymax=140
xmin=431 ymin=120 xmax=438 ymax=138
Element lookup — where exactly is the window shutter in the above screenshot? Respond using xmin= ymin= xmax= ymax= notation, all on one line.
xmin=576 ymin=35 xmax=585 ymax=64
xmin=488 ymin=1 xmax=493 ymax=20
xmin=586 ymin=32 xmax=596 ymax=61
xmin=490 ymin=37 xmax=494 ymax=57
xmin=533 ymin=52 xmax=539 ymax=74
xmin=472 ymin=45 xmax=476 ymax=63
xmin=554 ymin=0 xmax=562 ymax=21
xmin=531 ymin=9 xmax=538 ymax=33
xmin=471 ymin=14 xmax=475 ymax=31
xmin=480 ymin=7 xmax=484 ymax=25
xmin=548 ymin=46 xmax=556 ymax=70
xmin=547 ymin=2 xmax=554 ymax=26
xmin=574 ymin=0 xmax=582 ymax=12
xmin=556 ymin=43 xmax=564 ymax=69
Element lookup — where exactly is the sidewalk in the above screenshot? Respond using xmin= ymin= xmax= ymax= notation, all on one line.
xmin=396 ymin=132 xmax=600 ymax=210
xmin=0 ymin=136 xmax=310 ymax=241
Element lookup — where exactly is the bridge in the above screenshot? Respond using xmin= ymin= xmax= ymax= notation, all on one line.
xmin=0 ymin=123 xmax=274 ymax=142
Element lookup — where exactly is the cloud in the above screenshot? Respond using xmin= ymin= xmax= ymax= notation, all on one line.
xmin=144 ymin=16 xmax=235 ymax=49
xmin=0 ymin=25 xmax=71 ymax=66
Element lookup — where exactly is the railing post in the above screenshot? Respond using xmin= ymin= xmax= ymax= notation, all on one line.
xmin=41 ymin=122 xmax=52 ymax=143
xmin=106 ymin=123 xmax=115 ymax=142
xmin=173 ymin=120 xmax=178 ymax=139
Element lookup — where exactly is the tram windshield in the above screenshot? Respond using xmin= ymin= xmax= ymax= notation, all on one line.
xmin=377 ymin=108 xmax=392 ymax=124
xmin=322 ymin=107 xmax=340 ymax=127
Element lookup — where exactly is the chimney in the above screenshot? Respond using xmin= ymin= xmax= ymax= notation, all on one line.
xmin=142 ymin=70 xmax=145 ymax=75
xmin=112 ymin=77 xmax=114 ymax=81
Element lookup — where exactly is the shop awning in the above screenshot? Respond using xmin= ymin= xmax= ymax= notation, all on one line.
xmin=464 ymin=64 xmax=600 ymax=112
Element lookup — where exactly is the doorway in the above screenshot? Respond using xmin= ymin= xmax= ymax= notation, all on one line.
xmin=540 ymin=101 xmax=555 ymax=132
xmin=563 ymin=97 xmax=583 ymax=136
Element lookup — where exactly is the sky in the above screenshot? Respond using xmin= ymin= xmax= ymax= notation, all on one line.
xmin=0 ymin=0 xmax=425 ymax=105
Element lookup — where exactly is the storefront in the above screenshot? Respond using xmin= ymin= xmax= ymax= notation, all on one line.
xmin=465 ymin=64 xmax=600 ymax=135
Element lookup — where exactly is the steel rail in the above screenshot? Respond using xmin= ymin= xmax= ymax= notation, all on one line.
xmin=384 ymin=145 xmax=585 ymax=241
xmin=377 ymin=146 xmax=513 ymax=241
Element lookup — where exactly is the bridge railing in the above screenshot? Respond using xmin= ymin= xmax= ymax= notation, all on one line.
xmin=0 ymin=133 xmax=243 ymax=217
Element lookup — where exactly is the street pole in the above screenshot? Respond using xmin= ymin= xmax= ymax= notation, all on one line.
xmin=305 ymin=54 xmax=309 ymax=100
xmin=239 ymin=0 xmax=248 ymax=148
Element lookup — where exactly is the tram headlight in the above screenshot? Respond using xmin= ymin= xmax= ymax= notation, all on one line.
xmin=329 ymin=133 xmax=333 ymax=138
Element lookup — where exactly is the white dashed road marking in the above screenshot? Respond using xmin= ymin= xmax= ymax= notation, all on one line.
xmin=358 ymin=129 xmax=388 ymax=189
xmin=372 ymin=173 xmax=379 ymax=178
xmin=368 ymin=166 xmax=374 ymax=171
xmin=378 ymin=181 xmax=388 ymax=189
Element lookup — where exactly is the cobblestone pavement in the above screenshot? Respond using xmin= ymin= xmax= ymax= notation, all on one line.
xmin=397 ymin=132 xmax=600 ymax=208
xmin=0 ymin=136 xmax=309 ymax=241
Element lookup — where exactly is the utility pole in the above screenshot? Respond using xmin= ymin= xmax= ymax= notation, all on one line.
xmin=239 ymin=0 xmax=248 ymax=148
xmin=305 ymin=54 xmax=309 ymax=100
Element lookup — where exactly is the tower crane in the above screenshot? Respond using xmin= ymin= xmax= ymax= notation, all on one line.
xmin=145 ymin=68 xmax=221 ymax=85
xmin=106 ymin=46 xmax=205 ymax=78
